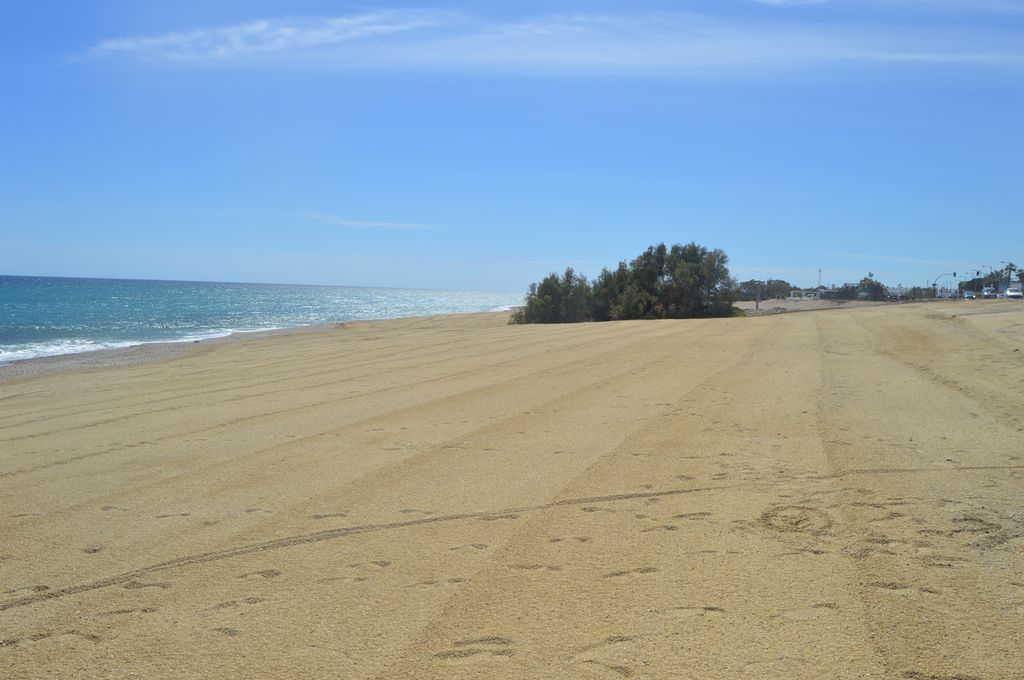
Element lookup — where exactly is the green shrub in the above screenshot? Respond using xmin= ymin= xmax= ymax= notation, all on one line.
xmin=512 ymin=242 xmax=735 ymax=324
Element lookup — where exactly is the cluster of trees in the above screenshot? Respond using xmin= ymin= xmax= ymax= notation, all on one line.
xmin=958 ymin=263 xmax=1022 ymax=292
xmin=857 ymin=277 xmax=888 ymax=301
xmin=734 ymin=275 xmax=888 ymax=302
xmin=734 ymin=279 xmax=792 ymax=301
xmin=823 ymin=276 xmax=887 ymax=301
xmin=907 ymin=286 xmax=936 ymax=300
xmin=511 ymin=242 xmax=735 ymax=324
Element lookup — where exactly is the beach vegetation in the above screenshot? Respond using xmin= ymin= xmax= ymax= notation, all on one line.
xmin=511 ymin=268 xmax=593 ymax=324
xmin=958 ymin=263 xmax=1023 ymax=294
xmin=908 ymin=286 xmax=937 ymax=300
xmin=857 ymin=276 xmax=887 ymax=301
xmin=512 ymin=242 xmax=736 ymax=324
xmin=735 ymin=278 xmax=793 ymax=301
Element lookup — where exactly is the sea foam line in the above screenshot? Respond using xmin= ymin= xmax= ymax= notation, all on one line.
xmin=0 ymin=327 xmax=287 ymax=364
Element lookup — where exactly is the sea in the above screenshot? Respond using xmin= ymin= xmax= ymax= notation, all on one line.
xmin=0 ymin=275 xmax=524 ymax=364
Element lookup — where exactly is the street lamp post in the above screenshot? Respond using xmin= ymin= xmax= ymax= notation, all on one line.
xmin=933 ymin=272 xmax=956 ymax=300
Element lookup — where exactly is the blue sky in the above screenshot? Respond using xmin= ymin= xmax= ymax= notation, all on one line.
xmin=2 ymin=1 xmax=1022 ymax=292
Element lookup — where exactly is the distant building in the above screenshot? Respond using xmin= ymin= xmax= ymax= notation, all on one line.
xmin=787 ymin=290 xmax=818 ymax=300
xmin=819 ymin=283 xmax=858 ymax=300
xmin=884 ymin=286 xmax=909 ymax=299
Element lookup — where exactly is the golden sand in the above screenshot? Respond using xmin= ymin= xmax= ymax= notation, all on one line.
xmin=1 ymin=303 xmax=1023 ymax=678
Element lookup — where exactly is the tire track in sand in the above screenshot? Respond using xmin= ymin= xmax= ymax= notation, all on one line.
xmin=0 ymin=485 xmax=729 ymax=613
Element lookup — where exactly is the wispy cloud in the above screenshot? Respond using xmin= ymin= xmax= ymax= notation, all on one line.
xmin=307 ymin=212 xmax=432 ymax=231
xmin=90 ymin=12 xmax=442 ymax=61
xmin=86 ymin=10 xmax=1024 ymax=71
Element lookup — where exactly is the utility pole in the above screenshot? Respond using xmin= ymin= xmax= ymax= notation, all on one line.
xmin=933 ymin=272 xmax=956 ymax=299
xmin=818 ymin=269 xmax=822 ymax=289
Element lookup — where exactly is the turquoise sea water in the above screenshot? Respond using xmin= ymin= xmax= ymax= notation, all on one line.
xmin=0 ymin=275 xmax=523 ymax=363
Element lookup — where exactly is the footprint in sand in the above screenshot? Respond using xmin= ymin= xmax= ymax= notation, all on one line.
xmin=61 ymin=630 xmax=103 ymax=643
xmin=4 ymin=584 xmax=50 ymax=595
xmin=571 ymin=636 xmax=638 ymax=677
xmin=349 ymin=560 xmax=392 ymax=569
xmin=317 ymin=561 xmax=391 ymax=585
xmin=209 ymin=597 xmax=266 ymax=610
xmin=760 ymin=506 xmax=833 ymax=534
xmin=434 ymin=636 xmax=514 ymax=663
xmin=0 ymin=631 xmax=62 ymax=648
xmin=311 ymin=512 xmax=347 ymax=520
xmin=580 ymin=658 xmax=635 ymax=677
xmin=604 ymin=566 xmax=657 ymax=578
xmin=410 ymin=577 xmax=471 ymax=588
xmin=101 ymin=607 xmax=158 ymax=616
xmin=237 ymin=569 xmax=281 ymax=580
xmin=123 ymin=580 xmax=170 ymax=590
xmin=319 ymin=576 xmax=369 ymax=585
xmin=655 ymin=605 xmax=725 ymax=619
xmin=900 ymin=671 xmax=981 ymax=680
xmin=770 ymin=603 xmax=837 ymax=622
xmin=867 ymin=582 xmax=941 ymax=596
xmin=477 ymin=513 xmax=519 ymax=522
xmin=673 ymin=512 xmax=713 ymax=521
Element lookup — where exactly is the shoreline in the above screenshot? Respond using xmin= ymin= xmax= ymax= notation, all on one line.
xmin=0 ymin=326 xmax=310 ymax=383
xmin=0 ymin=312 xmax=517 ymax=384
xmin=0 ymin=300 xmax=981 ymax=382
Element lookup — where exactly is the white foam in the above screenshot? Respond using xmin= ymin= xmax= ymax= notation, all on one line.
xmin=0 ymin=327 xmax=288 ymax=365
xmin=0 ymin=339 xmax=140 ymax=364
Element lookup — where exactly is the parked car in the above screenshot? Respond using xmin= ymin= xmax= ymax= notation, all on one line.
xmin=963 ymin=291 xmax=976 ymax=299
xmin=1007 ymin=288 xmax=1023 ymax=299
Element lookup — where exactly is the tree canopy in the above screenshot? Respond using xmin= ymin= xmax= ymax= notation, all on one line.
xmin=735 ymin=279 xmax=793 ymax=301
xmin=512 ymin=242 xmax=736 ymax=324
xmin=958 ymin=263 xmax=1021 ymax=293
xmin=858 ymin=276 xmax=887 ymax=301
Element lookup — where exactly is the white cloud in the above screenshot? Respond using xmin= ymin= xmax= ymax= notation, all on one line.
xmin=87 ymin=10 xmax=1024 ymax=71
xmin=91 ymin=12 xmax=441 ymax=61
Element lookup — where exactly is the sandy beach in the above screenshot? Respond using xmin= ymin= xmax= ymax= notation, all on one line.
xmin=1 ymin=302 xmax=1022 ymax=678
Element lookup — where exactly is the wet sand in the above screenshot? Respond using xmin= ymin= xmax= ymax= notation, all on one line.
xmin=2 ymin=302 xmax=1023 ymax=678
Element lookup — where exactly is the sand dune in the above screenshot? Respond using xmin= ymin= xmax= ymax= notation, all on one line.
xmin=2 ymin=302 xmax=1023 ymax=678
